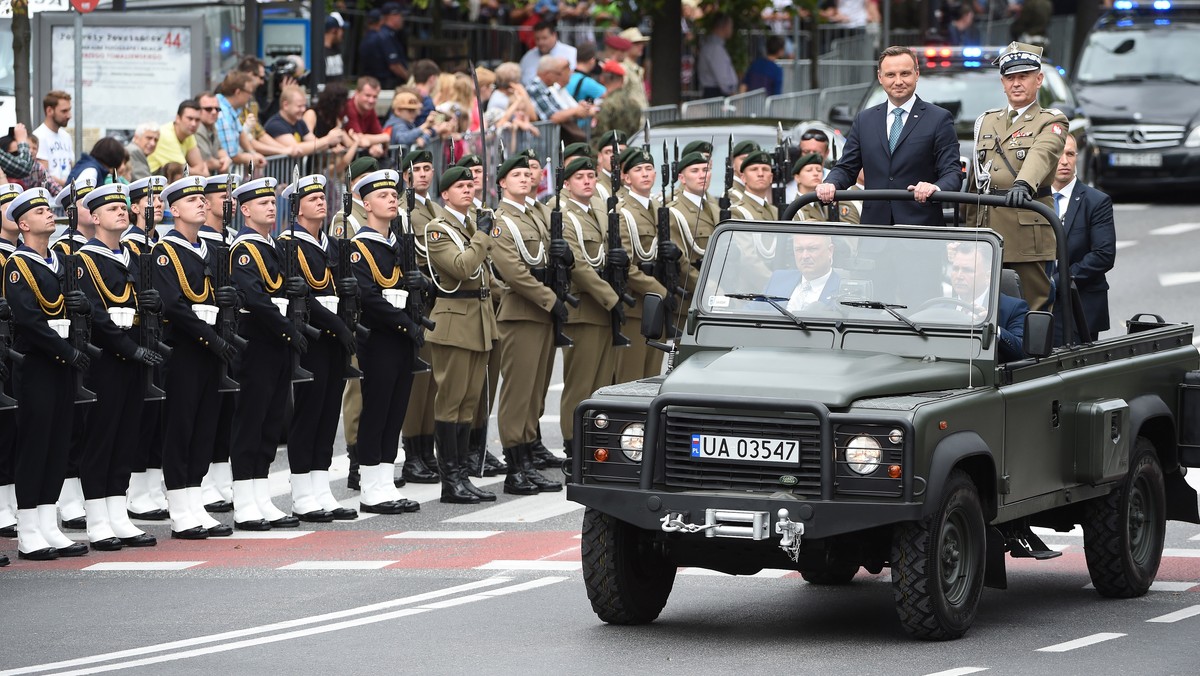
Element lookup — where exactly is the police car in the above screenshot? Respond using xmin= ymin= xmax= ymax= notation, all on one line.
xmin=832 ymin=46 xmax=1092 ymax=186
xmin=1075 ymin=1 xmax=1200 ymax=195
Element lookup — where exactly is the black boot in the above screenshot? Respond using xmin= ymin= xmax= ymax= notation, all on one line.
xmin=346 ymin=443 xmax=360 ymax=491
xmin=401 ymin=436 xmax=438 ymax=484
xmin=457 ymin=423 xmax=496 ymax=502
xmin=520 ymin=443 xmax=563 ymax=492
xmin=436 ymin=421 xmax=478 ymax=504
xmin=474 ymin=427 xmax=505 ymax=477
xmin=529 ymin=438 xmax=560 ymax=470
xmin=419 ymin=434 xmax=440 ymax=475
xmin=502 ymin=446 xmax=540 ymax=495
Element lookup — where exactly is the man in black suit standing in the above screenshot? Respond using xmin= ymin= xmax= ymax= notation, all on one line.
xmin=816 ymin=46 xmax=961 ymax=226
xmin=1052 ymin=134 xmax=1115 ymax=342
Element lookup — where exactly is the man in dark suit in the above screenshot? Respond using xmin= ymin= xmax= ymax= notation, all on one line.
xmin=948 ymin=243 xmax=1027 ymax=362
xmin=763 ymin=234 xmax=842 ymax=310
xmin=817 ymin=45 xmax=961 ymax=226
xmin=1051 ymin=135 xmax=1115 ymax=342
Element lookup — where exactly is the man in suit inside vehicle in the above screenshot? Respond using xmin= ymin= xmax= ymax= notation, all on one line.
xmin=1050 ymin=134 xmax=1114 ymax=343
xmin=763 ymin=234 xmax=842 ymax=311
xmin=947 ymin=242 xmax=1026 ymax=362
xmin=816 ymin=45 xmax=961 ymax=226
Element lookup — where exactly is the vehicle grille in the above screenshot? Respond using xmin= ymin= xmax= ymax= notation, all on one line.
xmin=663 ymin=409 xmax=823 ymax=496
xmin=1091 ymin=124 xmax=1186 ymax=150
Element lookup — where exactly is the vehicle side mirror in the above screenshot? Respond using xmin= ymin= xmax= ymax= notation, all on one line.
xmin=1024 ymin=311 xmax=1054 ymax=358
xmin=642 ymin=293 xmax=665 ymax=340
xmin=829 ymin=104 xmax=853 ymax=126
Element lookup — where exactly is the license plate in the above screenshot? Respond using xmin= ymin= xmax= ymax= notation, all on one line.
xmin=1109 ymin=153 xmax=1163 ymax=167
xmin=690 ymin=434 xmax=799 ymax=465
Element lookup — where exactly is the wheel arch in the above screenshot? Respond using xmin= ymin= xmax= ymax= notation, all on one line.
xmin=922 ymin=431 xmax=997 ymax=523
xmin=1129 ymin=394 xmax=1178 ymax=471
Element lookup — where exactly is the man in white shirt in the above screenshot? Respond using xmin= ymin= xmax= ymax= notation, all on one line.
xmin=785 ymin=234 xmax=840 ymax=311
xmin=520 ymin=21 xmax=578 ymax=87
xmin=33 ymin=90 xmax=74 ymax=188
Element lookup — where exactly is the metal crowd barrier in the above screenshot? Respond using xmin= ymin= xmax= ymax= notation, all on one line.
xmin=780 ymin=59 xmax=878 ymax=95
xmin=645 ymin=104 xmax=681 ymax=127
xmin=680 ymin=96 xmax=727 ymax=120
xmin=814 ymin=83 xmax=872 ymax=121
xmin=724 ymin=89 xmax=767 ymax=118
xmin=764 ymin=90 xmax=821 ymax=120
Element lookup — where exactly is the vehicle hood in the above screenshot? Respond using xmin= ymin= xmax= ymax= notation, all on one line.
xmin=1076 ymin=81 xmax=1200 ymax=125
xmin=659 ymin=348 xmax=979 ymax=409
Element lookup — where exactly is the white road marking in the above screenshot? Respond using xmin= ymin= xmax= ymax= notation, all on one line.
xmin=1163 ymin=548 xmax=1200 ymax=558
xmin=1114 ymin=240 xmax=1137 ymax=250
xmin=1084 ymin=581 xmax=1198 ymax=592
xmin=923 ymin=668 xmax=989 ymax=676
xmin=679 ymin=567 xmax=792 ymax=578
xmin=1036 ymin=632 xmax=1125 ymax=652
xmin=25 ymin=578 xmax=565 ymax=676
xmin=278 ymin=560 xmax=398 ymax=570
xmin=1158 ymin=271 xmax=1200 ymax=287
xmin=1191 ymin=533 xmax=1200 ymax=541
xmin=226 ymin=530 xmax=314 ymax=540
xmin=1048 ymin=543 xmax=1071 ymax=552
xmin=1032 ymin=525 xmax=1083 ymax=537
xmin=0 ymin=577 xmax=515 ymax=676
xmin=444 ymin=493 xmax=582 ymax=523
xmin=1150 ymin=223 xmax=1200 ymax=236
xmin=1147 ymin=605 xmax=1200 ymax=623
xmin=385 ymin=530 xmax=502 ymax=539
xmin=475 ymin=560 xmax=581 ymax=571
xmin=81 ymin=561 xmax=205 ymax=572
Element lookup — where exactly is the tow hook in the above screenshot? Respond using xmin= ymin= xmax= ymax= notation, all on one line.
xmin=775 ymin=509 xmax=804 ymax=562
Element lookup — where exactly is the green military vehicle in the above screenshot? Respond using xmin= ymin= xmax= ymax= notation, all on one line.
xmin=565 ymin=190 xmax=1200 ymax=640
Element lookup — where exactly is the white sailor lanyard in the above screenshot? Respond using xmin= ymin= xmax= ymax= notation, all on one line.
xmin=424 ymin=212 xmax=484 ymax=294
xmin=564 ymin=201 xmax=605 ymax=268
xmin=620 ymin=193 xmax=657 ymax=263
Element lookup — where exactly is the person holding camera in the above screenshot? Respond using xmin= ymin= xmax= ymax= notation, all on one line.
xmin=384 ymin=91 xmax=456 ymax=148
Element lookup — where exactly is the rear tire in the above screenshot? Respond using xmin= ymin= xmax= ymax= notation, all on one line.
xmin=581 ymin=508 xmax=676 ymax=624
xmin=891 ymin=470 xmax=986 ymax=640
xmin=1082 ymin=436 xmax=1165 ymax=598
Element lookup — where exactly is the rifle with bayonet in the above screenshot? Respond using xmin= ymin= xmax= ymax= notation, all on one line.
xmin=827 ymin=129 xmax=841 ymax=222
xmin=63 ymin=180 xmax=100 ymax=403
xmin=601 ymin=135 xmax=635 ymax=347
xmin=211 ymin=173 xmax=245 ymax=392
xmin=773 ymin=122 xmax=788 ymax=219
xmin=336 ymin=168 xmax=367 ymax=379
xmin=399 ymin=167 xmax=434 ymax=373
xmin=136 ymin=180 xmax=168 ymax=401
xmin=719 ymin=135 xmax=733 ymax=223
xmin=283 ymin=165 xmax=317 ymax=382
xmin=650 ymin=142 xmax=684 ymax=340
xmin=546 ymin=145 xmax=579 ymax=348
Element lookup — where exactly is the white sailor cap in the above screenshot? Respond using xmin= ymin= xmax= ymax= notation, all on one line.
xmin=82 ymin=182 xmax=130 ymax=212
xmin=205 ymin=173 xmax=241 ymax=195
xmin=52 ymin=176 xmax=98 ymax=209
xmin=6 ymin=188 xmax=53 ymax=223
xmin=129 ymin=175 xmax=167 ymax=202
xmin=232 ymin=177 xmax=279 ymax=205
xmin=281 ymin=174 xmax=327 ymax=202
xmin=994 ymin=41 xmax=1043 ymax=76
xmin=353 ymin=169 xmax=399 ymax=198
xmin=162 ymin=175 xmax=208 ymax=207
xmin=0 ymin=183 xmax=22 ymax=211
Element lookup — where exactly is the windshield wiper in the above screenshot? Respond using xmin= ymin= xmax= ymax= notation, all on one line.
xmin=1143 ymin=73 xmax=1200 ymax=84
xmin=840 ymin=300 xmax=925 ymax=335
xmin=725 ymin=293 xmax=807 ymax=329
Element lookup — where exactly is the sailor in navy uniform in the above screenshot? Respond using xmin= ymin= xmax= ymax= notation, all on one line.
xmin=0 ymin=182 xmax=23 ymax=544
xmin=349 ymin=169 xmax=422 ymax=514
xmin=121 ymin=175 xmax=171 ymax=521
xmin=76 ymin=183 xmax=165 ymax=550
xmin=227 ymin=177 xmax=303 ymax=530
xmin=279 ymin=173 xmax=358 ymax=521
xmin=4 ymin=188 xmax=91 ymax=560
xmin=153 ymin=175 xmax=238 ymax=540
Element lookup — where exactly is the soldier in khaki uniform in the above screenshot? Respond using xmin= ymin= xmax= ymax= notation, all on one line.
xmin=425 ymin=166 xmax=500 ymax=504
xmin=964 ymin=42 xmax=1067 ymax=312
xmin=593 ymin=130 xmax=627 ymax=203
xmin=492 ymin=154 xmax=565 ymax=494
xmin=732 ymin=151 xmax=778 ymax=221
xmin=793 ymin=153 xmax=860 ymax=224
xmin=728 ymin=140 xmax=761 ymax=204
xmin=667 ymin=151 xmax=720 ymax=299
xmin=560 ymin=157 xmax=623 ymax=453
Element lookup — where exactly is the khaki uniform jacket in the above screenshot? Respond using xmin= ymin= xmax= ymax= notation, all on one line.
xmin=666 ymin=191 xmax=720 ymax=296
xmin=493 ymin=199 xmax=556 ymax=324
xmin=617 ymin=188 xmax=668 ymax=315
xmin=562 ymin=196 xmax=619 ymax=326
xmin=425 ymin=208 xmax=499 ymax=352
xmin=329 ymin=198 xmax=367 ymax=238
xmin=965 ymin=103 xmax=1068 ymax=263
xmin=732 ymin=191 xmax=777 ymax=221
xmin=794 ymin=200 xmax=861 ymax=224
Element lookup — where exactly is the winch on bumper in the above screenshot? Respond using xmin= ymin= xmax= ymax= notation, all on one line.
xmin=566 ymin=393 xmax=926 ymax=557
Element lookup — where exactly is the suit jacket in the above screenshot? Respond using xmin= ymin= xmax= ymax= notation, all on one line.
xmin=997 ymin=293 xmax=1028 ymax=362
xmin=1061 ymin=182 xmax=1115 ymax=335
xmin=825 ymin=96 xmax=961 ymax=226
xmin=763 ymin=269 xmax=843 ymax=309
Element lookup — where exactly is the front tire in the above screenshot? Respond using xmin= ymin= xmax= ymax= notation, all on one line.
xmin=581 ymin=508 xmax=677 ymax=624
xmin=891 ymin=470 xmax=986 ymax=640
xmin=1082 ymin=437 xmax=1165 ymax=598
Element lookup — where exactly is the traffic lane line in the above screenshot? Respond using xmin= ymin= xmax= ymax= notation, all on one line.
xmin=1146 ymin=604 xmax=1200 ymax=623
xmin=33 ymin=577 xmax=567 ymax=676
xmin=1035 ymin=632 xmax=1125 ymax=652
xmin=922 ymin=669 xmax=989 ymax=676
xmin=80 ymin=562 xmax=205 ymax=572
xmin=0 ymin=577 xmax=515 ymax=676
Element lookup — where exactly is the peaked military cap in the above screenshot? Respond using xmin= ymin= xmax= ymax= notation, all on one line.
xmin=995 ymin=41 xmax=1043 ymax=76
xmin=53 ymin=176 xmax=96 ymax=209
xmin=281 ymin=174 xmax=328 ymax=202
xmin=354 ymin=169 xmax=400 ymax=198
xmin=129 ymin=175 xmax=167 ymax=202
xmin=7 ymin=188 xmax=52 ymax=223
xmin=0 ymin=183 xmax=22 ymax=209
xmin=232 ymin=177 xmax=279 ymax=205
xmin=82 ymin=182 xmax=130 ymax=212
xmin=204 ymin=173 xmax=240 ymax=195
xmin=163 ymin=175 xmax=208 ymax=207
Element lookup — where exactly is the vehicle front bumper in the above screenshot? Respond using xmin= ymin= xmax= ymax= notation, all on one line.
xmin=1093 ymin=146 xmax=1200 ymax=192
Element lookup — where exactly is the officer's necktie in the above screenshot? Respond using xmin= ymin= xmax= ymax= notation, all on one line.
xmin=1054 ymin=192 xmax=1064 ymax=219
xmin=1007 ymin=109 xmax=1019 ymax=130
xmin=888 ymin=108 xmax=905 ymax=153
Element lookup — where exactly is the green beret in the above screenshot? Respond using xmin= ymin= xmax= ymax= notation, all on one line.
xmin=401 ymin=148 xmax=433 ymax=171
xmin=497 ymin=155 xmax=530 ymax=184
xmin=682 ymin=140 xmax=713 ymax=157
xmin=455 ymin=154 xmax=483 ymax=169
xmin=562 ymin=142 xmax=594 ymax=160
xmin=732 ymin=140 xmax=761 ymax=158
xmin=349 ymin=156 xmax=379 ymax=181
xmin=595 ymin=130 xmax=627 ymax=151
xmin=517 ymin=147 xmax=539 ymax=163
xmin=563 ymin=156 xmax=596 ymax=180
xmin=677 ymin=151 xmax=708 ymax=172
xmin=792 ymin=152 xmax=824 ymax=174
xmin=616 ymin=145 xmax=640 ymax=167
xmin=740 ymin=151 xmax=773 ymax=171
xmin=439 ymin=165 xmax=474 ymax=193
xmin=621 ymin=148 xmax=655 ymax=174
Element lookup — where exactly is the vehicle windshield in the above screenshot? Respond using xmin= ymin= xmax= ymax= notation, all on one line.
xmin=1077 ymin=29 xmax=1200 ymax=84
xmin=699 ymin=225 xmax=1000 ymax=330
xmin=862 ymin=66 xmax=1068 ymax=125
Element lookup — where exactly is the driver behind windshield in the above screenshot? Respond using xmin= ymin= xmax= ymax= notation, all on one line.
xmin=763 ymin=234 xmax=842 ymax=311
xmin=947 ymin=242 xmax=1026 ymax=362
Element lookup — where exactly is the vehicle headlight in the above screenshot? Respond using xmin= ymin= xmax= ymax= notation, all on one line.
xmin=845 ymin=435 xmax=882 ymax=475
xmin=593 ymin=412 xmax=610 ymax=429
xmin=1186 ymin=126 xmax=1200 ymax=148
xmin=620 ymin=422 xmax=645 ymax=462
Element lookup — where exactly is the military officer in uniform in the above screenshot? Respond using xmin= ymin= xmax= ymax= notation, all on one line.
xmin=559 ymin=157 xmax=623 ymax=453
xmin=280 ymin=174 xmax=359 ymax=521
xmin=76 ymin=183 xmax=165 ymax=550
xmin=154 ymin=175 xmax=239 ymax=539
xmin=666 ymin=151 xmax=720 ymax=298
xmin=492 ymin=153 xmax=565 ymax=494
xmin=593 ymin=130 xmax=627 ymax=203
xmin=348 ymin=169 xmax=422 ymax=514
xmin=965 ymin=41 xmax=1067 ymax=312
xmin=0 ymin=183 xmax=22 ymax=541
xmin=5 ymin=188 xmax=91 ymax=559
xmin=425 ymin=166 xmax=500 ymax=504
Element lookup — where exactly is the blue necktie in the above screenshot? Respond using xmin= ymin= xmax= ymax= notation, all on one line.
xmin=1054 ymin=192 xmax=1064 ymax=219
xmin=888 ymin=108 xmax=905 ymax=153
